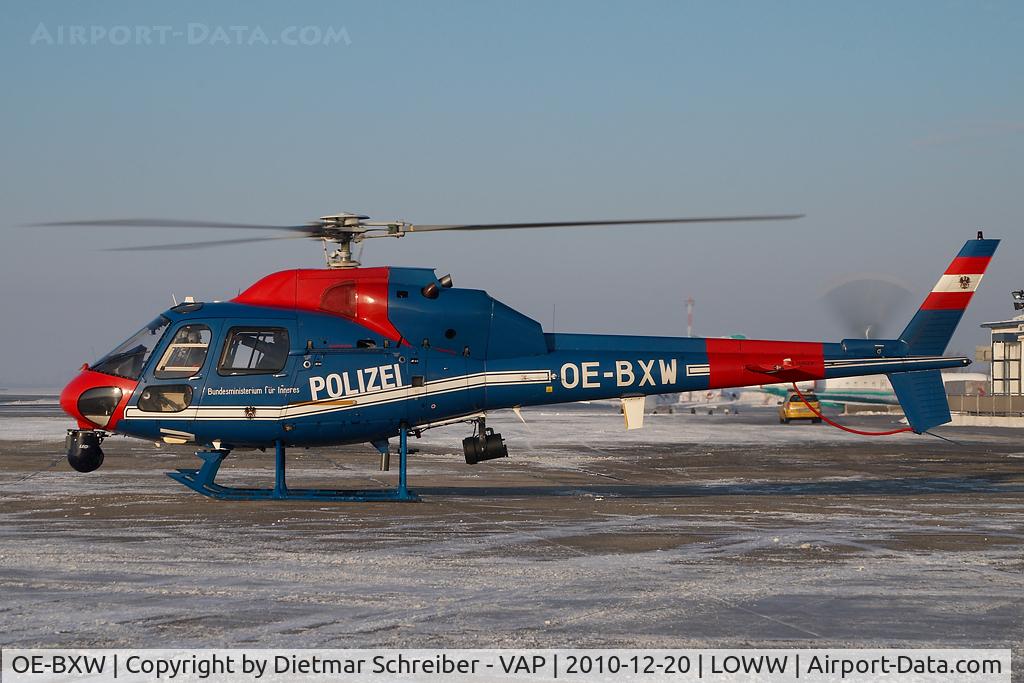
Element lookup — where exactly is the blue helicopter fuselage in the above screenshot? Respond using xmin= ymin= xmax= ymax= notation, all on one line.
xmin=61 ymin=261 xmax=978 ymax=450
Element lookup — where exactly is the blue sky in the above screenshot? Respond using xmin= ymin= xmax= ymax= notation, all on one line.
xmin=1 ymin=1 xmax=1022 ymax=386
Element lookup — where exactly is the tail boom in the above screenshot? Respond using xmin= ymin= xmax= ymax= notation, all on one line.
xmin=518 ymin=235 xmax=996 ymax=434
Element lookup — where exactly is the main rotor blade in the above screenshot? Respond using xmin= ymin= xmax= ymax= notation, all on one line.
xmin=31 ymin=218 xmax=312 ymax=232
xmin=104 ymin=235 xmax=308 ymax=252
xmin=406 ymin=214 xmax=804 ymax=232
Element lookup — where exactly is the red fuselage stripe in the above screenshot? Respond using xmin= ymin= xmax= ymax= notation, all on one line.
xmin=705 ymin=338 xmax=825 ymax=389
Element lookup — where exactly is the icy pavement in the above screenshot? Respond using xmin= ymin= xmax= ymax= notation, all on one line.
xmin=0 ymin=406 xmax=1022 ymax=657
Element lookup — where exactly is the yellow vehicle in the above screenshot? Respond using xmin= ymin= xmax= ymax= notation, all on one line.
xmin=778 ymin=391 xmax=822 ymax=424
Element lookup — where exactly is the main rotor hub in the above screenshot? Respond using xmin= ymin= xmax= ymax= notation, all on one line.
xmin=319 ymin=213 xmax=369 ymax=228
xmin=316 ymin=212 xmax=409 ymax=269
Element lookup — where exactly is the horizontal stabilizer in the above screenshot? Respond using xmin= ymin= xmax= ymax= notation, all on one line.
xmin=887 ymin=370 xmax=950 ymax=433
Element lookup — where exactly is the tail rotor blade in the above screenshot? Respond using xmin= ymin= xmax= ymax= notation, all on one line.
xmin=821 ymin=276 xmax=913 ymax=339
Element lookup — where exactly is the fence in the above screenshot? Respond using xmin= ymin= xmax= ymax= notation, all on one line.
xmin=948 ymin=393 xmax=1024 ymax=417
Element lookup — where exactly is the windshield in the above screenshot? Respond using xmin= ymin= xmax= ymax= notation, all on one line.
xmin=91 ymin=316 xmax=171 ymax=380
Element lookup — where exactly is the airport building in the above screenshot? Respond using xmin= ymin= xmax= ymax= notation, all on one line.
xmin=948 ymin=313 xmax=1024 ymax=425
xmin=982 ymin=315 xmax=1024 ymax=396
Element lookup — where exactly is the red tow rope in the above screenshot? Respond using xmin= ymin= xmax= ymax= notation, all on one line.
xmin=790 ymin=382 xmax=913 ymax=436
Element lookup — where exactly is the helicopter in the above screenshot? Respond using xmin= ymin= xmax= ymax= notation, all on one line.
xmin=44 ymin=212 xmax=998 ymax=502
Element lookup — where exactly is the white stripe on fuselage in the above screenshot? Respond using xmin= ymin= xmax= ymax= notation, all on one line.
xmin=825 ymin=356 xmax=953 ymax=368
xmin=685 ymin=363 xmax=710 ymax=377
xmin=122 ymin=356 xmax=959 ymax=424
xmin=123 ymin=370 xmax=552 ymax=422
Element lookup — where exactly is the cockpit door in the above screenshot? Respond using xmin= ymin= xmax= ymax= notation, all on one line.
xmin=193 ymin=318 xmax=297 ymax=446
xmin=127 ymin=320 xmax=221 ymax=443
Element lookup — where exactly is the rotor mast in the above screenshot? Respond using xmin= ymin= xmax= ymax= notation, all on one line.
xmin=320 ymin=213 xmax=414 ymax=268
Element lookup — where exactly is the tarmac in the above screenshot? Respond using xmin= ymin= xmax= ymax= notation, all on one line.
xmin=0 ymin=397 xmax=1021 ymax=658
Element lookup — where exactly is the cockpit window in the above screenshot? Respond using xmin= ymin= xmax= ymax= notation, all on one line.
xmin=91 ymin=316 xmax=171 ymax=380
xmin=218 ymin=328 xmax=290 ymax=375
xmin=154 ymin=324 xmax=212 ymax=379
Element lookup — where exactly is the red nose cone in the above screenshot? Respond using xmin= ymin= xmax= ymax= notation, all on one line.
xmin=60 ymin=366 xmax=138 ymax=431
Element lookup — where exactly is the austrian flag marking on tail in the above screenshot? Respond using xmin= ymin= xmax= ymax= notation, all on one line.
xmin=920 ymin=243 xmax=994 ymax=310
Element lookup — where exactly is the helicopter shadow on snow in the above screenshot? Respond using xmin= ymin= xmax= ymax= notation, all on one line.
xmin=414 ymin=473 xmax=1024 ymax=499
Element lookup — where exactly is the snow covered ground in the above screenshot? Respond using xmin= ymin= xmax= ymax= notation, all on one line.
xmin=0 ymin=416 xmax=74 ymax=441
xmin=0 ymin=405 xmax=1021 ymax=654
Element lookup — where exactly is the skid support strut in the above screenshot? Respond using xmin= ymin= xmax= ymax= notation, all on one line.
xmin=167 ymin=424 xmax=419 ymax=502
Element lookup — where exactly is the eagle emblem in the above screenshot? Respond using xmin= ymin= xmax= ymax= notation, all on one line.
xmin=959 ymin=275 xmax=971 ymax=290
xmin=244 ymin=406 xmax=257 ymax=420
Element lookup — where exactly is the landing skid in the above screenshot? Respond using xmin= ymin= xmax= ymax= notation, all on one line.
xmin=167 ymin=425 xmax=419 ymax=502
